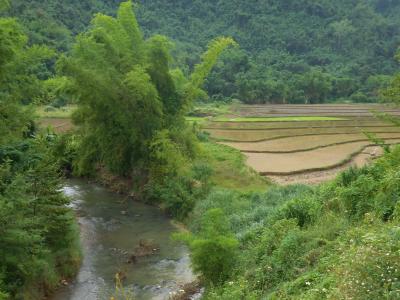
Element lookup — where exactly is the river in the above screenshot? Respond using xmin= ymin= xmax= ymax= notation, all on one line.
xmin=52 ymin=179 xmax=196 ymax=300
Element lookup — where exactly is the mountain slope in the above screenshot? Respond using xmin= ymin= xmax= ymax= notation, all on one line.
xmin=6 ymin=0 xmax=400 ymax=103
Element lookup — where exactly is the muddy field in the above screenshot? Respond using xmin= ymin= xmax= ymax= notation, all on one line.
xmin=222 ymin=133 xmax=400 ymax=153
xmin=203 ymin=104 xmax=400 ymax=184
xmin=233 ymin=104 xmax=400 ymax=117
xmin=207 ymin=126 xmax=400 ymax=142
xmin=244 ymin=140 xmax=400 ymax=175
xmin=203 ymin=118 xmax=391 ymax=130
xmin=268 ymin=146 xmax=385 ymax=185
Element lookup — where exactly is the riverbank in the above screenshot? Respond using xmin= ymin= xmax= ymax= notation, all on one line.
xmin=49 ymin=135 xmax=270 ymax=299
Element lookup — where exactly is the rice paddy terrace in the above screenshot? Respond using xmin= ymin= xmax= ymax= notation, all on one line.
xmin=202 ymin=104 xmax=400 ymax=185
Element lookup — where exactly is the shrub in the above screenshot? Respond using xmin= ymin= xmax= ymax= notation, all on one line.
xmin=178 ymin=209 xmax=239 ymax=285
xmin=330 ymin=222 xmax=400 ymax=300
xmin=339 ymin=174 xmax=379 ymax=220
xmin=146 ymin=176 xmax=195 ymax=220
xmin=373 ymin=170 xmax=400 ymax=221
xmin=274 ymin=196 xmax=321 ymax=227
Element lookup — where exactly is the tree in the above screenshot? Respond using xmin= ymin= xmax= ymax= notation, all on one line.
xmin=330 ymin=19 xmax=356 ymax=51
xmin=297 ymin=69 xmax=333 ymax=104
xmin=0 ymin=0 xmax=9 ymax=11
xmin=0 ymin=12 xmax=54 ymax=144
xmin=0 ymin=10 xmax=80 ymax=298
xmin=59 ymin=1 xmax=234 ymax=177
xmin=383 ymin=51 xmax=400 ymax=105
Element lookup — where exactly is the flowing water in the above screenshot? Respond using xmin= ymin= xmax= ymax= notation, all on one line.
xmin=52 ymin=179 xmax=195 ymax=300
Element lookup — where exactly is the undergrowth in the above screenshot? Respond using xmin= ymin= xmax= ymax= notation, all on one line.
xmin=184 ymin=145 xmax=400 ymax=299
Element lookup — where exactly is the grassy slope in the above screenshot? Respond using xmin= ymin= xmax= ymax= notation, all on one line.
xmin=184 ymin=105 xmax=400 ymax=299
xmin=202 ymin=142 xmax=268 ymax=192
xmin=190 ymin=142 xmax=400 ymax=299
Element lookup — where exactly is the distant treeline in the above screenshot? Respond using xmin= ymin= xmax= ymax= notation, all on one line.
xmin=5 ymin=0 xmax=400 ymax=103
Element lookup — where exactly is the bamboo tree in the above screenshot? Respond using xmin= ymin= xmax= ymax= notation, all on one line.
xmin=186 ymin=37 xmax=237 ymax=107
xmin=60 ymin=1 xmax=234 ymax=177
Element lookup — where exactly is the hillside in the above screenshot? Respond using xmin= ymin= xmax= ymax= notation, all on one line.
xmin=5 ymin=0 xmax=400 ymax=102
xmin=2 ymin=1 xmax=400 ymax=299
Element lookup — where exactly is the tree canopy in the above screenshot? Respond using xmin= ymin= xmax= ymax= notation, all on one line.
xmin=5 ymin=0 xmax=400 ymax=103
xmin=59 ymin=1 xmax=234 ymax=178
xmin=0 ymin=6 xmax=80 ymax=298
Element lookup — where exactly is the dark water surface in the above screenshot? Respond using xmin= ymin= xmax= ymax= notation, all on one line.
xmin=52 ymin=179 xmax=195 ymax=300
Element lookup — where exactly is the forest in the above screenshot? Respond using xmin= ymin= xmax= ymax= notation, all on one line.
xmin=1 ymin=0 xmax=400 ymax=299
xmin=5 ymin=0 xmax=400 ymax=104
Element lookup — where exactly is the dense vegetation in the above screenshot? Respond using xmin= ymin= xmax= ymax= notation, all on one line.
xmin=5 ymin=0 xmax=400 ymax=104
xmin=0 ymin=2 xmax=80 ymax=298
xmin=185 ymin=147 xmax=400 ymax=299
xmin=56 ymin=1 xmax=234 ymax=220
xmin=2 ymin=0 xmax=400 ymax=299
xmin=385 ymin=51 xmax=400 ymax=106
xmin=4 ymin=0 xmax=117 ymax=51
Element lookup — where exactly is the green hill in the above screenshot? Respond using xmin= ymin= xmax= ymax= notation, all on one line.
xmin=6 ymin=0 xmax=400 ymax=103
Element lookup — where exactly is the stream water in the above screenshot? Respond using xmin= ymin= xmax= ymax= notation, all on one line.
xmin=52 ymin=179 xmax=195 ymax=300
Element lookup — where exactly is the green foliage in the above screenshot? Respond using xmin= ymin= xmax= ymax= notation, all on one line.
xmin=297 ymin=69 xmax=333 ymax=104
xmin=187 ymin=37 xmax=237 ymax=105
xmin=37 ymin=76 xmax=71 ymax=106
xmin=190 ymin=146 xmax=400 ymax=299
xmin=58 ymin=1 xmax=164 ymax=175
xmin=384 ymin=49 xmax=400 ymax=104
xmin=0 ymin=13 xmax=80 ymax=298
xmin=6 ymin=0 xmax=116 ymax=51
xmin=327 ymin=221 xmax=400 ymax=300
xmin=6 ymin=0 xmax=400 ymax=103
xmin=59 ymin=1 xmax=231 ymax=222
xmin=146 ymin=176 xmax=195 ymax=220
xmin=0 ymin=0 xmax=9 ymax=11
xmin=0 ymin=136 xmax=81 ymax=299
xmin=178 ymin=208 xmax=239 ymax=285
xmin=274 ymin=196 xmax=321 ymax=227
xmin=134 ymin=0 xmax=400 ymax=103
xmin=0 ymin=15 xmax=54 ymax=145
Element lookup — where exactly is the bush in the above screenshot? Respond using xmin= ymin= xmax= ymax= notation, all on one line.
xmin=178 ymin=209 xmax=239 ymax=285
xmin=329 ymin=221 xmax=400 ymax=300
xmin=350 ymin=91 xmax=370 ymax=103
xmin=197 ymin=146 xmax=400 ymax=299
xmin=146 ymin=176 xmax=195 ymax=220
xmin=339 ymin=174 xmax=379 ymax=220
xmin=274 ymin=196 xmax=321 ymax=227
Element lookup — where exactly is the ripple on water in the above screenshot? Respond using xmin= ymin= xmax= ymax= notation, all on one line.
xmin=52 ymin=179 xmax=195 ymax=300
